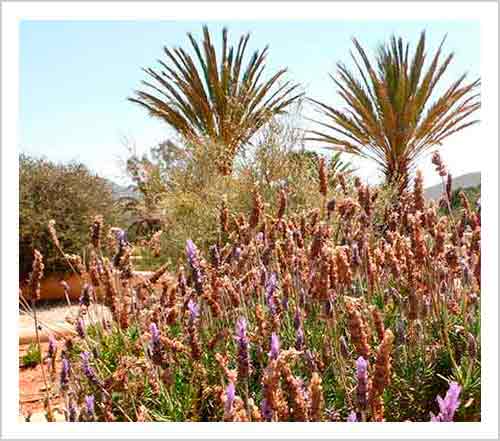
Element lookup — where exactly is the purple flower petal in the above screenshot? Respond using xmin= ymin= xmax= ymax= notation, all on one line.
xmin=269 ymin=333 xmax=280 ymax=360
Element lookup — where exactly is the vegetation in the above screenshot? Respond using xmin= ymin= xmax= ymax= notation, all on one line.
xmin=19 ymin=154 xmax=122 ymax=278
xmin=19 ymin=28 xmax=481 ymax=424
xmin=308 ymin=31 xmax=480 ymax=190
xmin=21 ymin=343 xmax=42 ymax=368
xmin=129 ymin=26 xmax=303 ymax=176
xmin=24 ymin=151 xmax=480 ymax=422
xmin=121 ymin=112 xmax=354 ymax=268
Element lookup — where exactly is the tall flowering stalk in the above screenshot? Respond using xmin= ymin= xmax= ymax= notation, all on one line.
xmin=148 ymin=322 xmax=163 ymax=365
xmin=368 ymin=329 xmax=394 ymax=421
xmin=223 ymin=382 xmax=236 ymax=421
xmin=186 ymin=240 xmax=204 ymax=294
xmin=265 ymin=273 xmax=278 ymax=316
xmin=60 ymin=357 xmax=71 ymax=390
xmin=355 ymin=356 xmax=369 ymax=418
xmin=235 ymin=317 xmax=251 ymax=381
xmin=186 ymin=299 xmax=201 ymax=360
xmin=269 ymin=333 xmax=280 ymax=361
xmin=81 ymin=351 xmax=103 ymax=388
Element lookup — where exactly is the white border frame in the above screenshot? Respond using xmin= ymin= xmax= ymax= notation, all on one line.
xmin=1 ymin=1 xmax=498 ymax=439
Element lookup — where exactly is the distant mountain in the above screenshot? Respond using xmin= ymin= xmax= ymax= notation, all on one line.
xmin=107 ymin=180 xmax=138 ymax=200
xmin=424 ymin=172 xmax=480 ymax=200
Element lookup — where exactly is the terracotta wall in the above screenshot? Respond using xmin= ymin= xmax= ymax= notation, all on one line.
xmin=20 ymin=273 xmax=82 ymax=301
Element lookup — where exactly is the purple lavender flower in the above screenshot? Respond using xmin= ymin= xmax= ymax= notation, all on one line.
xmin=347 ymin=410 xmax=358 ymax=422
xmin=47 ymin=334 xmax=57 ymax=359
xmin=224 ymin=382 xmax=236 ymax=415
xmin=112 ymin=228 xmax=129 ymax=267
xmin=430 ymin=382 xmax=462 ymax=422
xmin=84 ymin=395 xmax=95 ymax=418
xmin=76 ymin=317 xmax=85 ymax=338
xmin=299 ymin=287 xmax=306 ymax=306
xmin=260 ymin=398 xmax=273 ymax=421
xmin=265 ymin=272 xmax=278 ymax=315
xmin=150 ymin=322 xmax=160 ymax=345
xmin=114 ymin=228 xmax=127 ymax=244
xmin=255 ymin=232 xmax=264 ymax=242
xmin=356 ymin=356 xmax=369 ymax=411
xmin=235 ymin=317 xmax=251 ymax=379
xmin=186 ymin=240 xmax=204 ymax=293
xmin=187 ymin=299 xmax=199 ymax=323
xmin=186 ymin=239 xmax=198 ymax=263
xmin=233 ymin=247 xmax=242 ymax=261
xmin=269 ymin=333 xmax=280 ymax=360
xmin=236 ymin=316 xmax=247 ymax=340
xmin=60 ymin=357 xmax=70 ymax=389
xmin=80 ymin=351 xmax=102 ymax=388
xmin=265 ymin=272 xmax=277 ymax=297
xmin=295 ymin=327 xmax=305 ymax=351
xmin=149 ymin=322 xmax=163 ymax=365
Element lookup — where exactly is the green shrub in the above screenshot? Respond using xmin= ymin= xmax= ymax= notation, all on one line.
xmin=123 ymin=114 xmax=355 ymax=268
xmin=19 ymin=154 xmax=123 ymax=278
xmin=21 ymin=343 xmax=41 ymax=368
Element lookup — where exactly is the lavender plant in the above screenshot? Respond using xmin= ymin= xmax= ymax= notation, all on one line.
xmin=23 ymin=153 xmax=480 ymax=422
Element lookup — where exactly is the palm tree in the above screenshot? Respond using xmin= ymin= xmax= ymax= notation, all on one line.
xmin=308 ymin=31 xmax=480 ymax=190
xmin=129 ymin=26 xmax=302 ymax=176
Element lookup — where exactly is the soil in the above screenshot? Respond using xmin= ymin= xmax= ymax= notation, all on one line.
xmin=18 ymin=302 xmax=112 ymax=420
xmin=17 ymin=271 xmax=154 ymax=421
xmin=19 ymin=342 xmax=64 ymax=419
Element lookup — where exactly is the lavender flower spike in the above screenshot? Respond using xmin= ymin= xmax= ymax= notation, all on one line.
xmin=150 ymin=322 xmax=160 ymax=345
xmin=265 ymin=272 xmax=277 ymax=298
xmin=430 ymin=382 xmax=462 ymax=422
xmin=235 ymin=316 xmax=247 ymax=340
xmin=187 ymin=299 xmax=200 ymax=322
xmin=235 ymin=317 xmax=251 ymax=379
xmin=186 ymin=240 xmax=199 ymax=268
xmin=224 ymin=382 xmax=236 ymax=415
xmin=347 ymin=411 xmax=358 ymax=422
xmin=47 ymin=334 xmax=57 ymax=359
xmin=80 ymin=351 xmax=102 ymax=388
xmin=265 ymin=272 xmax=278 ymax=314
xmin=60 ymin=357 xmax=70 ymax=389
xmin=85 ymin=395 xmax=95 ymax=417
xmin=76 ymin=317 xmax=85 ymax=338
xmin=186 ymin=239 xmax=204 ymax=293
xmin=260 ymin=398 xmax=273 ymax=421
xmin=148 ymin=322 xmax=163 ymax=365
xmin=356 ymin=356 xmax=369 ymax=411
xmin=269 ymin=333 xmax=280 ymax=360
xmin=295 ymin=327 xmax=305 ymax=350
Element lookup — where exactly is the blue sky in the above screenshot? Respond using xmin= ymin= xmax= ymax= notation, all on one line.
xmin=20 ymin=20 xmax=480 ymax=186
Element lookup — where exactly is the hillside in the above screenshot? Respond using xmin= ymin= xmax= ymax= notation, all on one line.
xmin=424 ymin=171 xmax=480 ymax=200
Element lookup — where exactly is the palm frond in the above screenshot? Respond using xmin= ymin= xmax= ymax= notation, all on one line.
xmin=130 ymin=26 xmax=303 ymax=175
xmin=308 ymin=31 xmax=480 ymax=189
